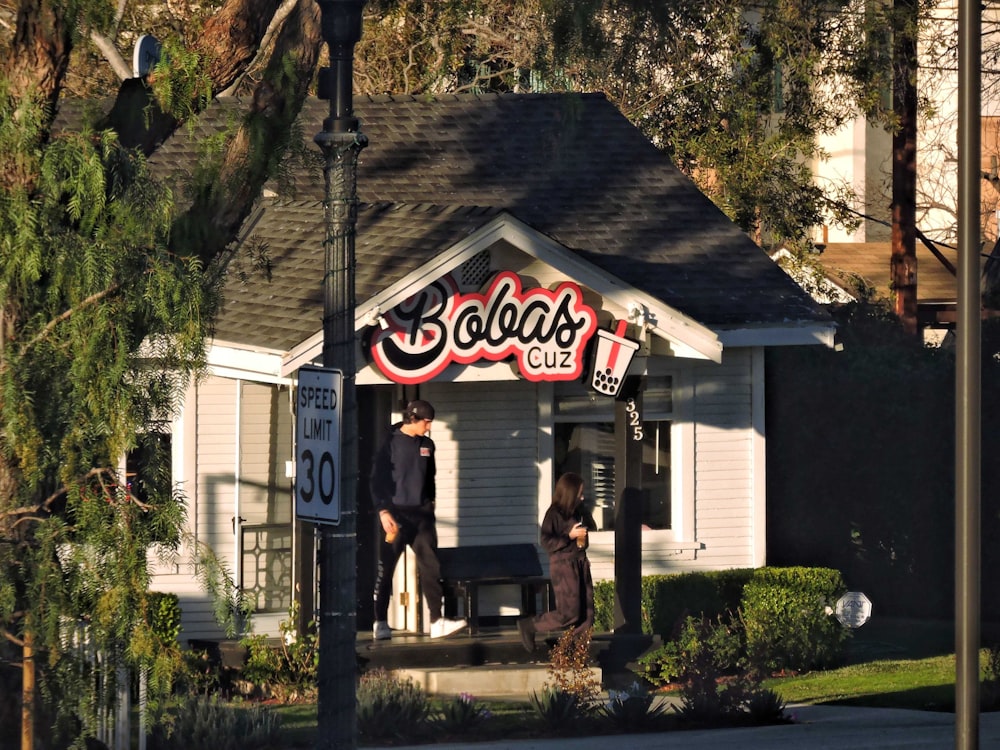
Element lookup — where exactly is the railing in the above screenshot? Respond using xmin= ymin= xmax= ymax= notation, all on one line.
xmin=240 ymin=523 xmax=293 ymax=613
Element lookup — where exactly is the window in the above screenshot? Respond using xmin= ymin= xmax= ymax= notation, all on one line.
xmin=553 ymin=377 xmax=673 ymax=531
xmin=125 ymin=430 xmax=172 ymax=504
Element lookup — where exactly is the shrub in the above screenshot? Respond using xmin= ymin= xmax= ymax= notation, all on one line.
xmin=741 ymin=566 xmax=848 ymax=674
xmin=435 ymin=692 xmax=492 ymax=733
xmin=744 ymin=686 xmax=790 ymax=724
xmin=594 ymin=569 xmax=755 ymax=635
xmin=237 ymin=604 xmax=318 ymax=701
xmin=356 ymin=668 xmax=431 ymax=742
xmin=675 ymin=676 xmax=788 ymax=727
xmin=982 ymin=641 xmax=1000 ymax=711
xmin=635 ymin=613 xmax=744 ymax=688
xmin=545 ymin=628 xmax=601 ymax=707
xmin=654 ymin=616 xmax=789 ymax=728
xmin=597 ymin=681 xmax=669 ymax=732
xmin=240 ymin=633 xmax=282 ymax=690
xmin=147 ymin=695 xmax=280 ymax=750
xmin=529 ymin=687 xmax=589 ymax=733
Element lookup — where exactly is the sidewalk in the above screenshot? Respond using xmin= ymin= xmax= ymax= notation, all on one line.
xmin=375 ymin=705 xmax=1000 ymax=749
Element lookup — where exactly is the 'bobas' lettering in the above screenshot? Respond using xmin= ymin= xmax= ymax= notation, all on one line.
xmin=370 ymin=272 xmax=597 ymax=384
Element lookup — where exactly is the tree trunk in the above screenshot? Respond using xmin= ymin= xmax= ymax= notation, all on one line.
xmin=196 ymin=0 xmax=287 ymax=92
xmin=2 ymin=0 xmax=72 ymax=109
xmin=891 ymin=0 xmax=919 ymax=337
xmin=21 ymin=631 xmax=34 ymax=750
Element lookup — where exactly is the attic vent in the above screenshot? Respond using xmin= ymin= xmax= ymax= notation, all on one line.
xmin=459 ymin=250 xmax=491 ymax=289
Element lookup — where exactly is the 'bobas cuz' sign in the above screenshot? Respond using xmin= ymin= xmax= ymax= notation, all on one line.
xmin=369 ymin=272 xmax=598 ymax=384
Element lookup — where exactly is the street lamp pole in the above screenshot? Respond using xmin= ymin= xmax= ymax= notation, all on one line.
xmin=314 ymin=1 xmax=367 ymax=747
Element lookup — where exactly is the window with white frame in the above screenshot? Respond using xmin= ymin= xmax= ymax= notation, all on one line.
xmin=553 ymin=377 xmax=673 ymax=531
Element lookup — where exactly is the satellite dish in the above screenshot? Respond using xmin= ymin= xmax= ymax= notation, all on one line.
xmin=132 ymin=34 xmax=161 ymax=78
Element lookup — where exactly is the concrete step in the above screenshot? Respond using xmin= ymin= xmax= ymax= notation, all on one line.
xmin=397 ymin=663 xmax=602 ymax=699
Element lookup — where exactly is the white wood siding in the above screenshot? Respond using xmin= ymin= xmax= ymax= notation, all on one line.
xmin=423 ymin=380 xmax=540 ymax=546
xmin=422 ymin=380 xmax=542 ymax=617
xmin=238 ymin=382 xmax=293 ymax=525
xmin=688 ymin=348 xmax=756 ymax=569
xmin=149 ymin=376 xmax=240 ymax=643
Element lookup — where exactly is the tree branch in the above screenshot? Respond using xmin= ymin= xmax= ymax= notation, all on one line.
xmin=2 ymin=625 xmax=26 ymax=648
xmin=89 ymin=29 xmax=132 ymax=81
xmin=1 ymin=467 xmax=105 ymax=521
xmin=17 ymin=283 xmax=122 ymax=359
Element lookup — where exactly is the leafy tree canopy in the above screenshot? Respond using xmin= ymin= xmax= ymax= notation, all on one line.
xmin=0 ymin=0 xmax=322 ymax=742
xmin=355 ymin=0 xmax=889 ymax=246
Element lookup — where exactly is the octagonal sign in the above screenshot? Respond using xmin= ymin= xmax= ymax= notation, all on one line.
xmin=835 ymin=591 xmax=873 ymax=629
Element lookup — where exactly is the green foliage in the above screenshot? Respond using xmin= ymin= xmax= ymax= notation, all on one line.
xmin=176 ymin=646 xmax=224 ymax=696
xmin=981 ymin=642 xmax=1000 ymax=711
xmin=434 ymin=692 xmax=492 ymax=733
xmin=240 ymin=634 xmax=282 ymax=689
xmin=0 ymin=53 xmax=216 ymax=743
xmin=545 ymin=627 xmax=601 ymax=707
xmin=676 ymin=674 xmax=788 ymax=727
xmin=594 ymin=568 xmax=755 ymax=635
xmin=356 ymin=669 xmax=431 ymax=741
xmin=193 ymin=541 xmax=254 ymax=638
xmin=656 ymin=615 xmax=791 ymax=727
xmin=741 ymin=566 xmax=849 ymax=674
xmin=147 ymin=695 xmax=281 ymax=750
xmin=148 ymin=39 xmax=214 ymax=121
xmin=636 ymin=613 xmax=745 ymax=688
xmin=528 ymin=687 xmax=590 ymax=733
xmin=597 ymin=681 xmax=669 ymax=732
xmin=632 ymin=566 xmax=848 ymax=694
xmin=238 ymin=607 xmax=318 ymax=701
xmin=148 ymin=591 xmax=183 ymax=646
xmin=744 ymin=686 xmax=790 ymax=724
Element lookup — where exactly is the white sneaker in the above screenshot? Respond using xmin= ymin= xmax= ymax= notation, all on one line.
xmin=429 ymin=617 xmax=467 ymax=639
xmin=373 ymin=621 xmax=392 ymax=640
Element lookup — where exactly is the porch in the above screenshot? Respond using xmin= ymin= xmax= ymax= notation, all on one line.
xmin=356 ymin=625 xmax=657 ymax=696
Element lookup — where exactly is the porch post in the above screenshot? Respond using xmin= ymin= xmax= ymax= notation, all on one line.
xmin=613 ymin=382 xmax=643 ymax=633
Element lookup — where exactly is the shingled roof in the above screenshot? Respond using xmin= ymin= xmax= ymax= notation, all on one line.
xmin=151 ymin=92 xmax=830 ymax=353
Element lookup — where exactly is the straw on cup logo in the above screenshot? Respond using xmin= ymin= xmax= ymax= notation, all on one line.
xmin=590 ymin=319 xmax=640 ymax=397
xmin=369 ymin=271 xmax=599 ymax=384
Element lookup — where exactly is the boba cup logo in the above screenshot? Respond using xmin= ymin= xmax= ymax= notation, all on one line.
xmin=591 ymin=320 xmax=640 ymax=396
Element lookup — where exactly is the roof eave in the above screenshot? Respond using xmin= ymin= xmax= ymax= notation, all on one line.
xmin=716 ymin=323 xmax=838 ymax=349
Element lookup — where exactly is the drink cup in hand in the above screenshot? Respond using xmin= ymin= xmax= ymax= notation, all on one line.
xmin=385 ymin=525 xmax=397 ymax=543
xmin=575 ymin=523 xmax=586 ymax=548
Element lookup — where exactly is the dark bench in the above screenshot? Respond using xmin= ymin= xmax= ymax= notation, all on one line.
xmin=438 ymin=543 xmax=552 ymax=635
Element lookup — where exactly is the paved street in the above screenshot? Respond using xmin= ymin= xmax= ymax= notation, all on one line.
xmin=376 ymin=704 xmax=1000 ymax=749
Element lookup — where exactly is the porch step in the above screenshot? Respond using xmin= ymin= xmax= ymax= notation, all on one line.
xmin=396 ymin=663 xmax=602 ymax=699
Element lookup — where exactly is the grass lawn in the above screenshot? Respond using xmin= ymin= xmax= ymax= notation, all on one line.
xmin=764 ymin=654 xmax=960 ymax=711
xmin=764 ymin=617 xmax=1000 ymax=713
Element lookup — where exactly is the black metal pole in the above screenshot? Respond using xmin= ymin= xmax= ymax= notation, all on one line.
xmin=314 ymin=2 xmax=367 ymax=748
xmin=956 ymin=0 xmax=981 ymax=744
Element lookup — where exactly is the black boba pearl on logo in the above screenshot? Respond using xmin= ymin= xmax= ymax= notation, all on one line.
xmin=593 ymin=367 xmax=619 ymax=393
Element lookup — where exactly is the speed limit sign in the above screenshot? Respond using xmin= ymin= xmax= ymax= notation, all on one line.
xmin=295 ymin=366 xmax=342 ymax=524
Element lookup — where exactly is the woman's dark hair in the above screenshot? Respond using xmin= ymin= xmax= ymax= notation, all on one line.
xmin=552 ymin=472 xmax=584 ymax=517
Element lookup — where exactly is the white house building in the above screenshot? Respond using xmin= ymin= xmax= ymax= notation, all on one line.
xmin=146 ymin=93 xmax=835 ymax=642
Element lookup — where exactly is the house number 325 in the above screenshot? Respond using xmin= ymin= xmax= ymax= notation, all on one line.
xmin=625 ymin=398 xmax=644 ymax=442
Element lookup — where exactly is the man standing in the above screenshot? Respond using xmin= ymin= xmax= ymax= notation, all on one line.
xmin=370 ymin=399 xmax=467 ymax=640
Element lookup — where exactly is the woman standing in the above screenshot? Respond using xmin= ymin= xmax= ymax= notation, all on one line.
xmin=517 ymin=472 xmax=594 ymax=652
